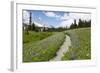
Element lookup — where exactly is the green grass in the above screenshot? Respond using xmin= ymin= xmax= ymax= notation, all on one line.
xmin=23 ymin=32 xmax=65 ymax=62
xmin=62 ymin=27 xmax=91 ymax=60
xmin=23 ymin=31 xmax=53 ymax=44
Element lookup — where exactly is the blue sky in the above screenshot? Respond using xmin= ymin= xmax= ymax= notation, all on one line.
xmin=23 ymin=10 xmax=91 ymax=28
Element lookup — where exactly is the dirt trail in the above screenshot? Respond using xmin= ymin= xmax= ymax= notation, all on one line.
xmin=50 ymin=35 xmax=71 ymax=61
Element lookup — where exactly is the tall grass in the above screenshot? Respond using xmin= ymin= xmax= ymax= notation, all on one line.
xmin=23 ymin=32 xmax=65 ymax=62
xmin=23 ymin=31 xmax=53 ymax=44
xmin=62 ymin=28 xmax=91 ymax=60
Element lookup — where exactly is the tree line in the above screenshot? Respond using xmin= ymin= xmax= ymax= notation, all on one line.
xmin=70 ymin=19 xmax=91 ymax=29
xmin=23 ymin=18 xmax=91 ymax=33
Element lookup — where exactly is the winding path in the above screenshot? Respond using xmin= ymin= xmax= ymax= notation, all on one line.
xmin=50 ymin=35 xmax=71 ymax=61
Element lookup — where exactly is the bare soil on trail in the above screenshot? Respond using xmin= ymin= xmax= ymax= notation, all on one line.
xmin=50 ymin=35 xmax=71 ymax=61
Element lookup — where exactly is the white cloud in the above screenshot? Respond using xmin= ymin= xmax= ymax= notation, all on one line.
xmin=58 ymin=19 xmax=74 ymax=28
xmin=71 ymin=13 xmax=91 ymax=20
xmin=23 ymin=11 xmax=29 ymax=24
xmin=70 ymin=13 xmax=91 ymax=24
xmin=43 ymin=11 xmax=60 ymax=18
xmin=58 ymin=13 xmax=91 ymax=28
xmin=60 ymin=13 xmax=70 ymax=20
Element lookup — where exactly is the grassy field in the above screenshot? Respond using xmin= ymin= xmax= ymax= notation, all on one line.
xmin=23 ymin=31 xmax=53 ymax=44
xmin=23 ymin=27 xmax=91 ymax=62
xmin=62 ymin=28 xmax=91 ymax=60
xmin=23 ymin=31 xmax=65 ymax=62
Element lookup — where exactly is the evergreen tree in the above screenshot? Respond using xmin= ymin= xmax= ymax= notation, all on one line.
xmin=70 ymin=19 xmax=77 ymax=29
xmin=78 ymin=19 xmax=83 ymax=28
xmin=74 ymin=19 xmax=77 ymax=28
xmin=78 ymin=19 xmax=91 ymax=28
xmin=32 ymin=22 xmax=35 ymax=31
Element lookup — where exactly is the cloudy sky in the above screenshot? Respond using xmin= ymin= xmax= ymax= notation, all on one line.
xmin=23 ymin=10 xmax=91 ymax=28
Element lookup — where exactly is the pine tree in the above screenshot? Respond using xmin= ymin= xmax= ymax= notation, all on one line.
xmin=32 ymin=22 xmax=35 ymax=31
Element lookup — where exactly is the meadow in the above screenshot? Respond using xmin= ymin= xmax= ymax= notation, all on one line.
xmin=23 ymin=31 xmax=65 ymax=62
xmin=23 ymin=31 xmax=53 ymax=44
xmin=23 ymin=27 xmax=91 ymax=62
xmin=62 ymin=28 xmax=91 ymax=60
